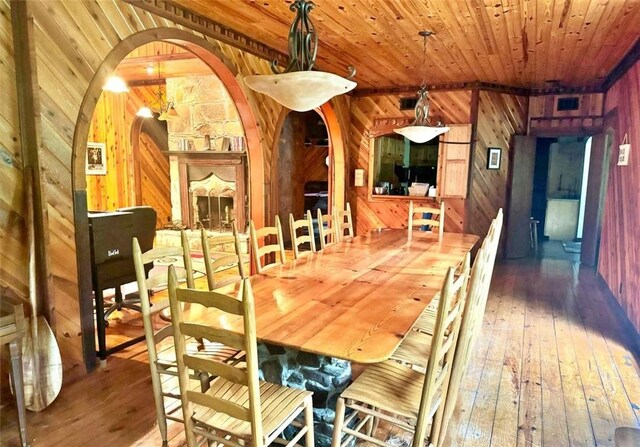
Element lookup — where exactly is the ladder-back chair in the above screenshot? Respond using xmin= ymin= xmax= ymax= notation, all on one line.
xmin=289 ymin=211 xmax=316 ymax=259
xmin=317 ymin=208 xmax=339 ymax=249
xmin=390 ymin=253 xmax=470 ymax=369
xmin=408 ymin=200 xmax=445 ymax=241
xmin=133 ymin=238 xmax=240 ymax=446
xmin=249 ymin=216 xmax=286 ymax=273
xmin=200 ymin=223 xmax=246 ymax=290
xmin=434 ymin=209 xmax=503 ymax=446
xmin=335 ymin=203 xmax=354 ymax=241
xmin=331 ymin=264 xmax=469 ymax=447
xmin=168 ymin=268 xmax=315 ymax=447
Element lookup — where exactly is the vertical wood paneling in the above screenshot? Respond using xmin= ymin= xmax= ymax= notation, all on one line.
xmin=1 ymin=0 xmax=284 ymax=370
xmin=139 ymin=133 xmax=170 ymax=227
xmin=468 ymin=91 xmax=528 ymax=245
xmin=599 ymin=60 xmax=640 ymax=334
xmin=348 ymin=91 xmax=472 ymax=234
xmin=0 ymin=0 xmax=28 ymax=305
xmin=86 ymin=86 xmax=157 ymax=212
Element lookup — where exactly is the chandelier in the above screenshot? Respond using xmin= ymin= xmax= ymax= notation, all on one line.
xmin=136 ymin=63 xmax=178 ymax=121
xmin=244 ymin=0 xmax=356 ymax=112
xmin=395 ymin=31 xmax=449 ymax=143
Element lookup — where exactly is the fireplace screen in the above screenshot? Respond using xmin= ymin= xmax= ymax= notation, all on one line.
xmin=189 ymin=166 xmax=238 ymax=231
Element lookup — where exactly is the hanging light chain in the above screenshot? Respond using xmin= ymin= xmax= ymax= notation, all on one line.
xmin=414 ymin=30 xmax=437 ymax=127
xmin=270 ymin=0 xmax=355 ymax=79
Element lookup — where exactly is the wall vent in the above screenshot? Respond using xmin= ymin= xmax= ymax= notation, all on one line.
xmin=400 ymin=97 xmax=418 ymax=110
xmin=557 ymin=97 xmax=580 ymax=111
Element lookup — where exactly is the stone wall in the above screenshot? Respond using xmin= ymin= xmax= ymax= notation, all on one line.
xmin=166 ymin=75 xmax=245 ymax=151
xmin=258 ymin=343 xmax=352 ymax=447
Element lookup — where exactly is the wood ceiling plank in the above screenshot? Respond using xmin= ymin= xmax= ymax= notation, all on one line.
xmin=164 ymin=0 xmax=640 ymax=90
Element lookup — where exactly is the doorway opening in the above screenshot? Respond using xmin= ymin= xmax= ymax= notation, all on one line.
xmin=531 ymin=136 xmax=589 ymax=250
xmin=529 ymin=134 xmax=611 ymax=264
xmin=269 ymin=102 xmax=346 ymax=250
xmin=72 ymin=30 xmax=264 ymax=369
xmin=274 ymin=110 xmax=330 ymax=246
xmin=506 ymin=132 xmax=611 ymax=264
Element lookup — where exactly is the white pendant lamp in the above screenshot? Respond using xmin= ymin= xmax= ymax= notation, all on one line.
xmin=244 ymin=0 xmax=356 ymax=112
xmin=395 ymin=31 xmax=449 ymax=143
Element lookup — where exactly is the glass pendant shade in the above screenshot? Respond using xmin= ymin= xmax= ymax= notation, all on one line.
xmin=102 ymin=76 xmax=129 ymax=93
xmin=395 ymin=124 xmax=449 ymax=144
xmin=244 ymin=0 xmax=356 ymax=112
xmin=245 ymin=71 xmax=356 ymax=112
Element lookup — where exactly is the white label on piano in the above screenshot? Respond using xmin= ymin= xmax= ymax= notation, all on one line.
xmin=108 ymin=249 xmax=120 ymax=257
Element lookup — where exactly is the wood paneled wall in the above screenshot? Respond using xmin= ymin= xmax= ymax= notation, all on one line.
xmin=348 ymin=91 xmax=472 ymax=235
xmin=529 ymin=93 xmax=604 ymax=119
xmin=1 ymin=0 xmax=285 ymax=371
xmin=138 ymin=132 xmax=170 ymax=227
xmin=468 ymin=91 xmax=529 ymax=243
xmin=0 ymin=0 xmax=27 ymax=305
xmin=599 ymin=60 xmax=640 ymax=334
xmin=86 ymin=90 xmax=137 ymax=211
xmin=86 ymin=85 xmax=170 ymax=227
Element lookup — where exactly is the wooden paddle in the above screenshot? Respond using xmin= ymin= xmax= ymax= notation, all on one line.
xmin=21 ymin=167 xmax=63 ymax=411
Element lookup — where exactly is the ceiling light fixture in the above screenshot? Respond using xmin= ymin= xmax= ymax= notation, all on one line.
xmin=136 ymin=62 xmax=178 ymax=121
xmin=102 ymin=75 xmax=129 ymax=93
xmin=244 ymin=0 xmax=356 ymax=112
xmin=395 ymin=31 xmax=449 ymax=144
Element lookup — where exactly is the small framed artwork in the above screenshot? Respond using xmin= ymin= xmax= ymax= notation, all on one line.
xmin=86 ymin=142 xmax=107 ymax=175
xmin=487 ymin=147 xmax=502 ymax=170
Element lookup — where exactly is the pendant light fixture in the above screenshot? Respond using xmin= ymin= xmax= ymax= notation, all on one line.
xmin=102 ymin=75 xmax=129 ymax=93
xmin=136 ymin=62 xmax=178 ymax=121
xmin=244 ymin=0 xmax=356 ymax=112
xmin=395 ymin=31 xmax=449 ymax=144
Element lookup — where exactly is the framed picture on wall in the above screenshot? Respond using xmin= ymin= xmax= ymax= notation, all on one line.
xmin=487 ymin=147 xmax=502 ymax=170
xmin=86 ymin=142 xmax=107 ymax=175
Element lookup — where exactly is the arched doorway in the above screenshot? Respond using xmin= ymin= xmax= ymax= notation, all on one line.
xmin=71 ymin=29 xmax=265 ymax=367
xmin=269 ymin=101 xmax=347 ymax=235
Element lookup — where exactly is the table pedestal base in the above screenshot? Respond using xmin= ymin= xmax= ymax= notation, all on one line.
xmin=258 ymin=343 xmax=352 ymax=447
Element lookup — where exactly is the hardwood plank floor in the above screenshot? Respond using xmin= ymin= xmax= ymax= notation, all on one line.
xmin=1 ymin=245 xmax=639 ymax=446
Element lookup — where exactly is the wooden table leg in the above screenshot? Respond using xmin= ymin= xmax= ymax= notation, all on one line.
xmin=9 ymin=339 xmax=29 ymax=447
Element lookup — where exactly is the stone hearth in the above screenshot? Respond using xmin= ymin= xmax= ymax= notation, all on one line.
xmin=258 ymin=343 xmax=352 ymax=447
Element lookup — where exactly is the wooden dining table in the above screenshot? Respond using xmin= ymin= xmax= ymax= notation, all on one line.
xmin=184 ymin=228 xmax=478 ymax=364
xmin=180 ymin=228 xmax=478 ymax=446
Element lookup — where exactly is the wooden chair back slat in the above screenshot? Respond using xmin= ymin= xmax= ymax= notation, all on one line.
xmin=408 ymin=200 xmax=445 ymax=241
xmin=186 ymin=391 xmax=252 ymax=422
xmin=175 ymin=288 xmax=244 ymax=315
xmin=290 ymin=210 xmax=316 ymax=259
xmin=184 ymin=354 xmax=249 ymax=385
xmin=179 ymin=323 xmax=246 ymax=351
xmin=250 ymin=217 xmax=286 ymax=273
